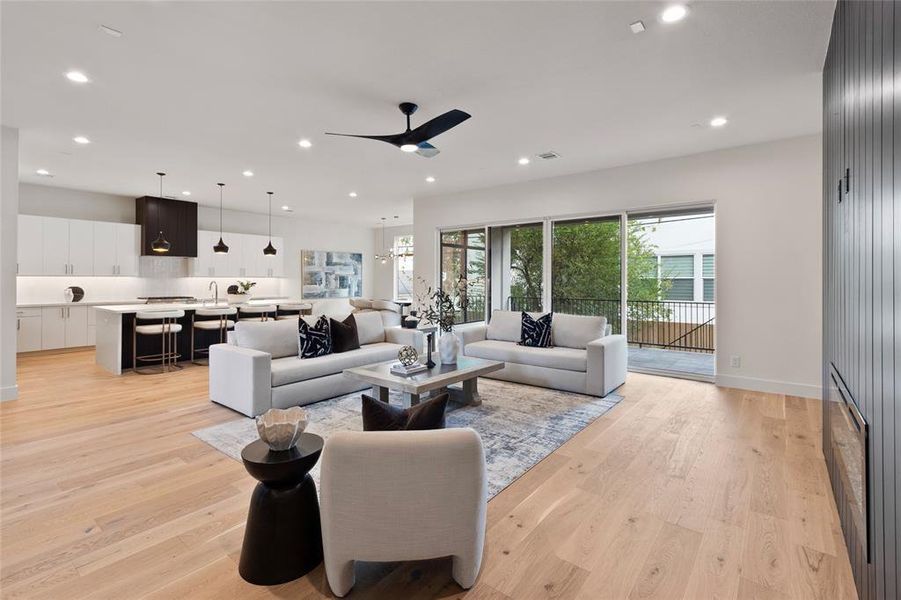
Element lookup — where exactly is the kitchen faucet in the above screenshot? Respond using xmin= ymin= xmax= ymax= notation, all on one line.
xmin=209 ymin=281 xmax=219 ymax=306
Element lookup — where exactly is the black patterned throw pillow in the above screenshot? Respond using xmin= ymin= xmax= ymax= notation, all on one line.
xmin=519 ymin=311 xmax=553 ymax=347
xmin=298 ymin=315 xmax=332 ymax=358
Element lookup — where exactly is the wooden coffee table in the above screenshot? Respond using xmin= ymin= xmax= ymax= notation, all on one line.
xmin=344 ymin=356 xmax=504 ymax=408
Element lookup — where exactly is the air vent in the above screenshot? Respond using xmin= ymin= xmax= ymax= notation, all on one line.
xmin=536 ymin=151 xmax=561 ymax=160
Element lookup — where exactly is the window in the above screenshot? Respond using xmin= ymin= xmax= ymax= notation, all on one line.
xmin=552 ymin=217 xmax=622 ymax=330
xmin=660 ymin=255 xmax=694 ymax=301
xmin=440 ymin=229 xmax=486 ymax=323
xmin=702 ymin=253 xmax=714 ymax=302
xmin=489 ymin=223 xmax=543 ymax=312
xmin=393 ymin=235 xmax=414 ymax=300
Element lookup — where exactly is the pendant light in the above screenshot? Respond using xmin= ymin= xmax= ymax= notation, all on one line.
xmin=263 ymin=191 xmax=277 ymax=256
xmin=374 ymin=216 xmax=397 ymax=264
xmin=213 ymin=183 xmax=229 ymax=254
xmin=150 ymin=172 xmax=171 ymax=253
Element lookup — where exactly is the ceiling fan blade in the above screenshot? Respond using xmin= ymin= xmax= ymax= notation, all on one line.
xmin=325 ymin=132 xmax=405 ymax=145
xmin=405 ymin=109 xmax=471 ymax=144
xmin=415 ymin=142 xmax=440 ymax=158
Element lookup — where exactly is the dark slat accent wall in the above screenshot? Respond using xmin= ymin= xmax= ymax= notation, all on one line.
xmin=822 ymin=2 xmax=899 ymax=599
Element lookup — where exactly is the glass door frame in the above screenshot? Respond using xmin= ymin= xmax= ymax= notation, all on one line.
xmin=434 ymin=201 xmax=715 ymax=354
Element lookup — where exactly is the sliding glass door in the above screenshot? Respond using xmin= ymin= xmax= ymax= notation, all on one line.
xmin=439 ymin=229 xmax=487 ymax=324
xmin=626 ymin=209 xmax=715 ymax=377
xmin=488 ymin=222 xmax=544 ymax=313
xmin=436 ymin=205 xmax=715 ymax=380
xmin=551 ymin=217 xmax=622 ymax=333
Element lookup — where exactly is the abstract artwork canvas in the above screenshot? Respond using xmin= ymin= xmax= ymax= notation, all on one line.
xmin=301 ymin=250 xmax=363 ymax=298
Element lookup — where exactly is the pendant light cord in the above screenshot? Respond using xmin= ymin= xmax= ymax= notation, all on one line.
xmin=156 ymin=172 xmax=165 ymax=234
xmin=217 ymin=183 xmax=224 ymax=235
xmin=267 ymin=192 xmax=273 ymax=240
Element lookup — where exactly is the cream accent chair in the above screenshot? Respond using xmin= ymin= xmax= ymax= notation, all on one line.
xmin=320 ymin=428 xmax=488 ymax=597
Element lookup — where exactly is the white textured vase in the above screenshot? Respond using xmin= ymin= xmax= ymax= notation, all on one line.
xmin=438 ymin=331 xmax=459 ymax=364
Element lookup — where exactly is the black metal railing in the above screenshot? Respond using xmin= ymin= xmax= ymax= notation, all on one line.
xmin=506 ymin=296 xmax=715 ymax=352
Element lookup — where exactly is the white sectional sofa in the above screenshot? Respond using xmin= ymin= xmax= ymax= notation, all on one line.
xmin=209 ymin=311 xmax=423 ymax=417
xmin=459 ymin=310 xmax=627 ymax=397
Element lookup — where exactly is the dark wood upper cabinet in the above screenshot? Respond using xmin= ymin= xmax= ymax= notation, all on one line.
xmin=135 ymin=196 xmax=198 ymax=257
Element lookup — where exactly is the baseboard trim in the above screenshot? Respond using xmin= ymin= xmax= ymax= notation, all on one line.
xmin=0 ymin=384 xmax=19 ymax=401
xmin=715 ymin=374 xmax=821 ymax=399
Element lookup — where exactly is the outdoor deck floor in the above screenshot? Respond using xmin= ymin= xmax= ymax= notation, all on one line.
xmin=628 ymin=346 xmax=715 ymax=378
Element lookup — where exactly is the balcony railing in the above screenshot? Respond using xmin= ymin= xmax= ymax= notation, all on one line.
xmin=507 ymin=296 xmax=715 ymax=353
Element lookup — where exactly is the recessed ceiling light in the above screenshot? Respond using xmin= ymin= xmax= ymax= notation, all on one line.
xmin=710 ymin=116 xmax=728 ymax=127
xmin=65 ymin=71 xmax=89 ymax=83
xmin=99 ymin=24 xmax=123 ymax=37
xmin=400 ymin=144 xmax=418 ymax=153
xmin=661 ymin=5 xmax=688 ymax=23
xmin=242 ymin=170 xmax=254 ymax=177
xmin=181 ymin=190 xmax=191 ymax=196
xmin=348 ymin=191 xmax=358 ymax=198
xmin=518 ymin=157 xmax=530 ymax=165
xmin=73 ymin=136 xmax=91 ymax=144
xmin=630 ymin=21 xmax=646 ymax=34
xmin=281 ymin=205 xmax=292 ymax=211
xmin=425 ymin=176 xmax=436 ymax=183
xmin=36 ymin=168 xmax=51 ymax=176
xmin=298 ymin=139 xmax=312 ymax=148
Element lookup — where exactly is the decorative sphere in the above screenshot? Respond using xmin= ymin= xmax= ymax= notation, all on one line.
xmin=397 ymin=345 xmax=418 ymax=366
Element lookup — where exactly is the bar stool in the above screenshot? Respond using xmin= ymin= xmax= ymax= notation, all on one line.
xmin=276 ymin=302 xmax=313 ymax=320
xmin=191 ymin=307 xmax=237 ymax=364
xmin=238 ymin=305 xmax=277 ymax=322
xmin=133 ymin=309 xmax=184 ymax=374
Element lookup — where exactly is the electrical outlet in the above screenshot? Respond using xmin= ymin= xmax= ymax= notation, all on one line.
xmin=730 ymin=355 xmax=741 ymax=368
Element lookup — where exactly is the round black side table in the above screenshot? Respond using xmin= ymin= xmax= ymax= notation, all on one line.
xmin=238 ymin=433 xmax=324 ymax=585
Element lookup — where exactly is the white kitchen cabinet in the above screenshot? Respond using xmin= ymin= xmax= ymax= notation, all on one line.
xmin=41 ymin=307 xmax=67 ymax=350
xmin=68 ymin=220 xmax=94 ymax=275
xmin=65 ymin=306 xmax=89 ymax=347
xmin=42 ymin=217 xmax=70 ymax=276
xmin=39 ymin=306 xmax=90 ymax=350
xmin=116 ymin=224 xmax=140 ymax=276
xmin=17 ymin=215 xmax=43 ymax=275
xmin=16 ymin=308 xmax=42 ymax=352
xmin=192 ymin=230 xmax=285 ymax=279
xmin=93 ymin=221 xmax=119 ymax=276
xmin=94 ymin=222 xmax=140 ymax=276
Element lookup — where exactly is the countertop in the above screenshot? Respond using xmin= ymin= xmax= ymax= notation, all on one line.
xmin=93 ymin=298 xmax=307 ymax=314
xmin=16 ymin=300 xmax=143 ymax=309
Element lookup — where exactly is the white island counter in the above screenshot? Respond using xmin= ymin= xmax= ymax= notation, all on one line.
xmin=94 ymin=299 xmax=305 ymax=374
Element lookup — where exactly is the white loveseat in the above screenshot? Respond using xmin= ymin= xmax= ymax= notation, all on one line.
xmin=459 ymin=310 xmax=627 ymax=397
xmin=209 ymin=311 xmax=424 ymax=417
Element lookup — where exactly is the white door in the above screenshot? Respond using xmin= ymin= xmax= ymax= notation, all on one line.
xmin=65 ymin=306 xmax=89 ymax=347
xmin=116 ymin=224 xmax=140 ymax=276
xmin=42 ymin=218 xmax=70 ymax=275
xmin=41 ymin=307 xmax=67 ymax=349
xmin=16 ymin=314 xmax=42 ymax=352
xmin=93 ymin=221 xmax=119 ymax=276
xmin=67 ymin=220 xmax=95 ymax=275
xmin=17 ymin=215 xmax=43 ymax=275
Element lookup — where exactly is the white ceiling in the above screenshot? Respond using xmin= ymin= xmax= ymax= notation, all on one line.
xmin=1 ymin=1 xmax=833 ymax=226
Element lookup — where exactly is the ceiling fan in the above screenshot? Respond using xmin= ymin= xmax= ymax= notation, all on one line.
xmin=326 ymin=102 xmax=470 ymax=158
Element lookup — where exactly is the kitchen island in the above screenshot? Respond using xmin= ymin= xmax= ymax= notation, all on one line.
xmin=94 ymin=299 xmax=305 ymax=374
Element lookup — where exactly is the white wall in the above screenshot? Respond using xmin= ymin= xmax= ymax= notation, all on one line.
xmin=1 ymin=127 xmax=19 ymax=400
xmin=17 ymin=184 xmax=377 ymax=315
xmin=372 ymin=223 xmax=414 ymax=300
xmin=414 ymin=135 xmax=823 ymax=398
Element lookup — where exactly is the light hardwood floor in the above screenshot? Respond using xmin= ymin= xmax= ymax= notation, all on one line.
xmin=1 ymin=349 xmax=857 ymax=599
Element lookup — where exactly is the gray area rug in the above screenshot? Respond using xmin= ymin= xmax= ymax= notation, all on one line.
xmin=193 ymin=379 xmax=622 ymax=498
